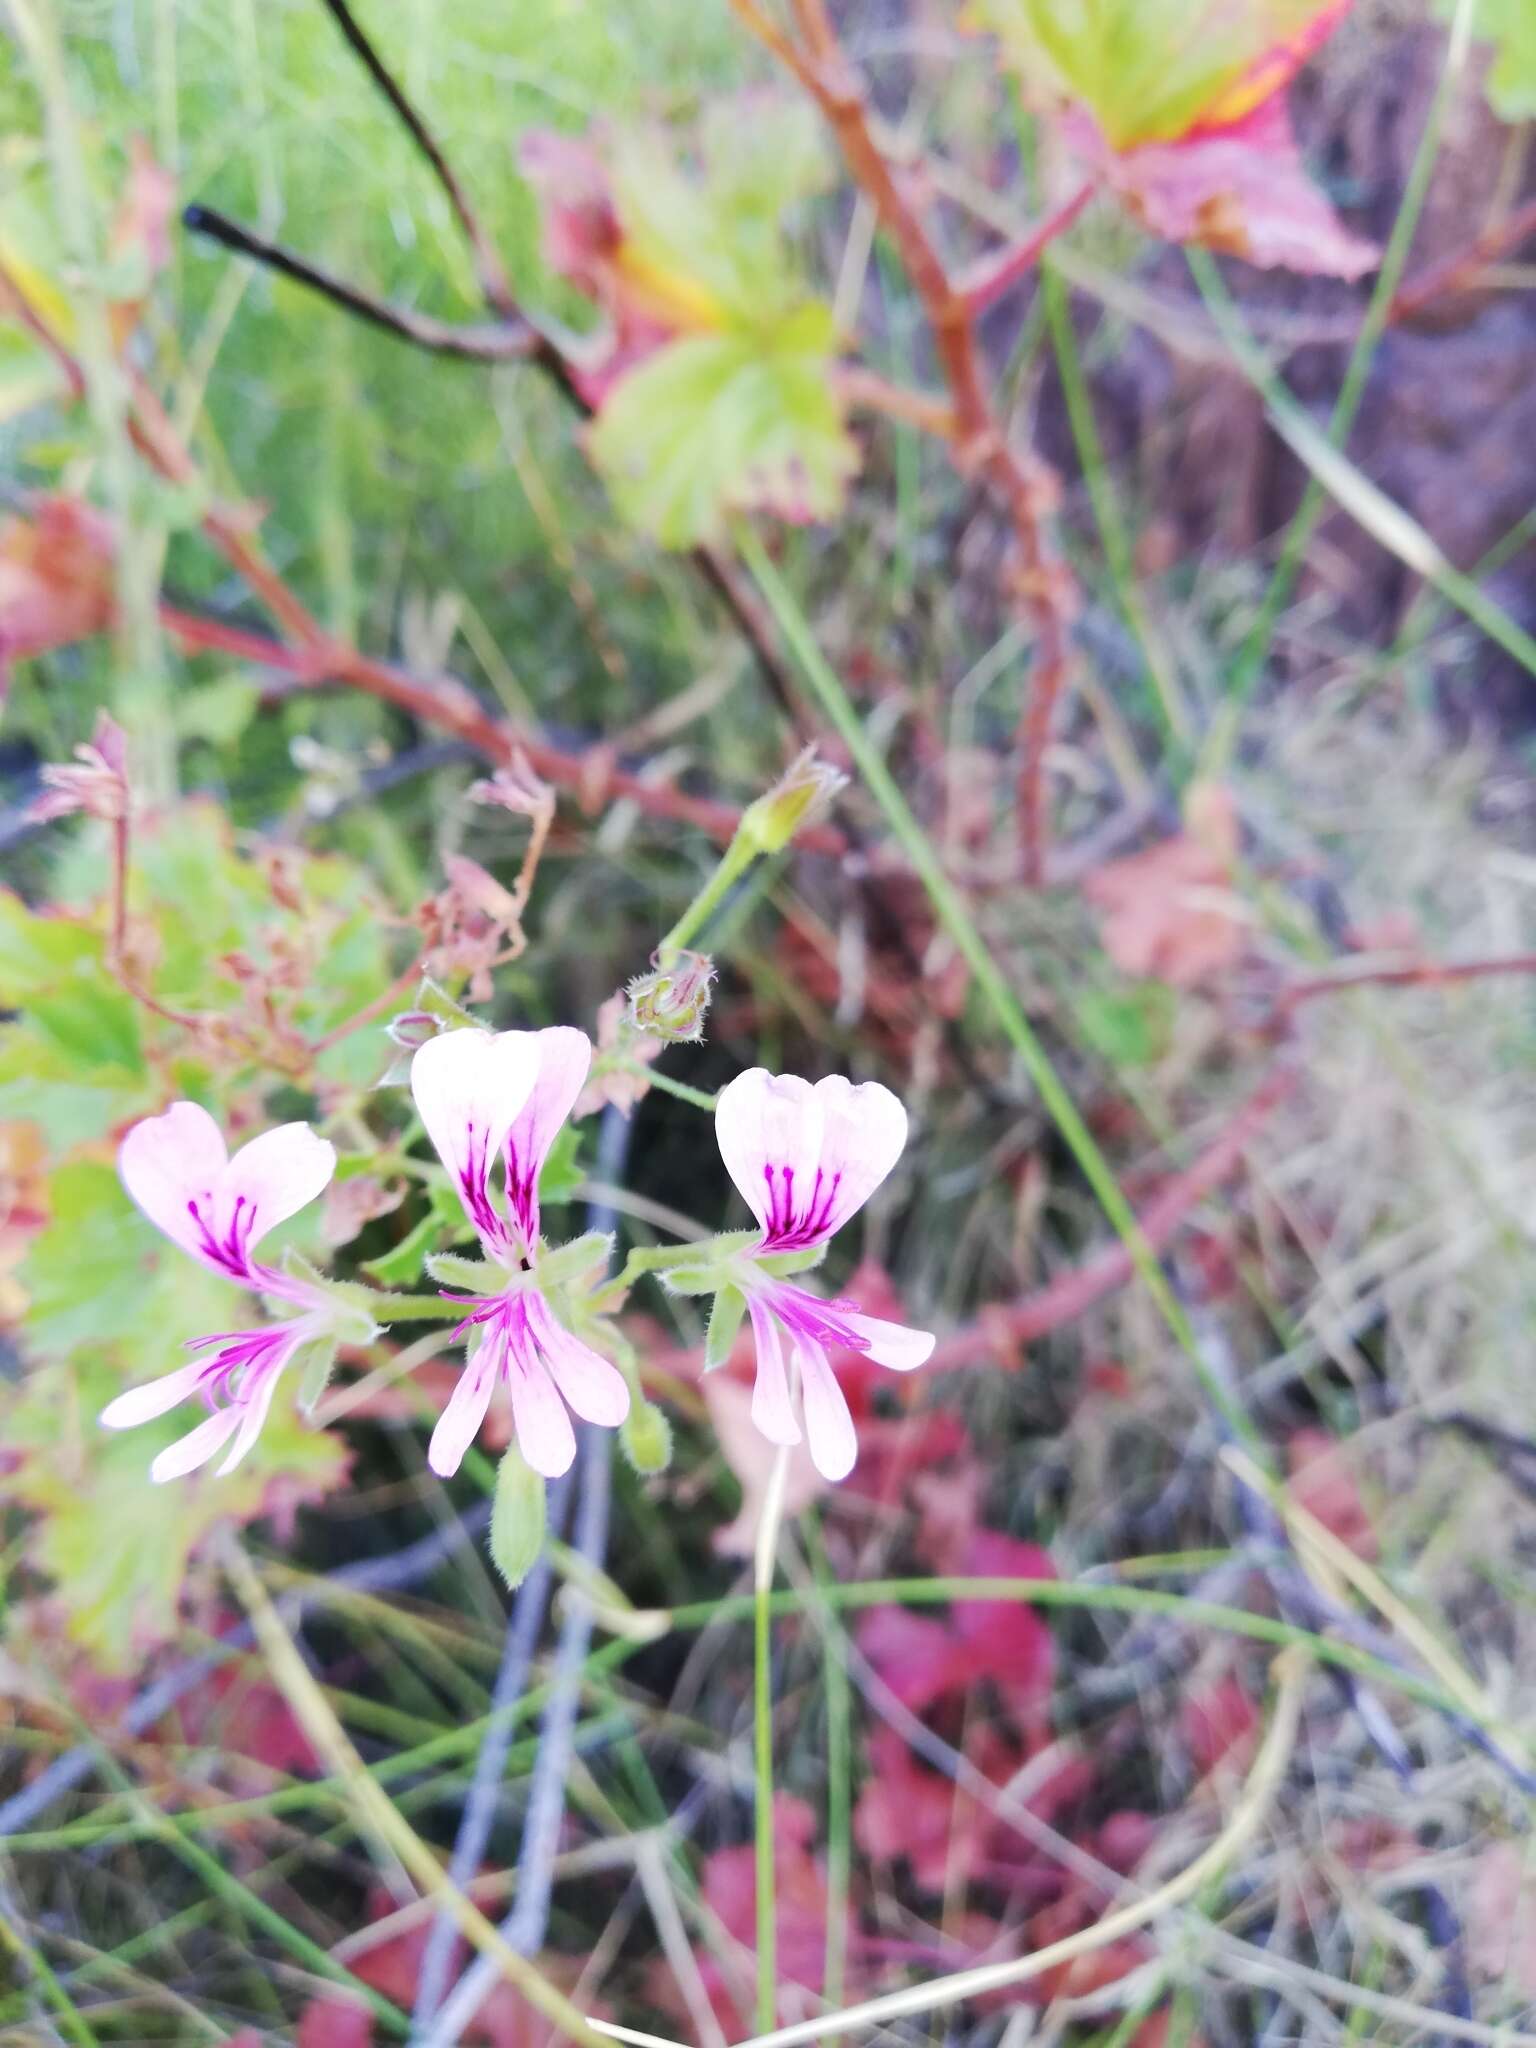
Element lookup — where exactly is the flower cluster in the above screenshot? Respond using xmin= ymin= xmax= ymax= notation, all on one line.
xmin=103 ymin=1027 xmax=934 ymax=1496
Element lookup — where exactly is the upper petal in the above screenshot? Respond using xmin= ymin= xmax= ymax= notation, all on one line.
xmin=223 ymin=1123 xmax=337 ymax=1256
xmin=119 ymin=1102 xmax=232 ymax=1269
xmin=809 ymin=1075 xmax=909 ymax=1240
xmin=502 ymin=1027 xmax=592 ymax=1253
xmin=714 ymin=1068 xmax=825 ymax=1243
xmin=410 ymin=1029 xmax=543 ymax=1254
xmin=119 ymin=1104 xmax=333 ymax=1283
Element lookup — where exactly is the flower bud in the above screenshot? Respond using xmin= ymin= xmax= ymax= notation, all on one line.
xmin=490 ymin=1445 xmax=547 ymax=1588
xmin=621 ymin=1399 xmax=673 ymax=1475
xmin=626 ymin=949 xmax=715 ymax=1044
xmin=738 ymin=745 xmax=847 ymax=856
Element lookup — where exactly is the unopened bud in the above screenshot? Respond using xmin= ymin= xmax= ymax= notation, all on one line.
xmin=385 ymin=1009 xmax=440 ymax=1052
xmin=626 ymin=949 xmax=715 ymax=1044
xmin=621 ymin=1399 xmax=673 ymax=1475
xmin=490 ymin=1445 xmax=547 ymax=1588
xmin=739 ymin=745 xmax=847 ymax=856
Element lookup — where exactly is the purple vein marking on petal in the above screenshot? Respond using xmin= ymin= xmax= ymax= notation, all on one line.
xmin=186 ymin=1190 xmax=260 ymax=1281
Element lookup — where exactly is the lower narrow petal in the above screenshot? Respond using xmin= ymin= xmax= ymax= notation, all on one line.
xmin=836 ymin=1307 xmax=936 ymax=1372
xmin=747 ymin=1297 xmax=801 ymax=1448
xmin=428 ymin=1343 xmax=498 ymax=1478
xmin=100 ymin=1357 xmax=208 ymax=1430
xmin=507 ymin=1349 xmax=577 ymax=1478
xmin=525 ymin=1294 xmax=630 ymax=1427
xmin=217 ymin=1355 xmax=288 ymax=1477
xmin=150 ymin=1408 xmax=242 ymax=1483
xmin=797 ymin=1338 xmax=857 ymax=1481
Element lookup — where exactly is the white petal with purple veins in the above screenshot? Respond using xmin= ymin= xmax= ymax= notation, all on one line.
xmin=796 ymin=1337 xmax=857 ymax=1481
xmin=410 ymin=1030 xmax=542 ymax=1258
xmin=748 ymin=1295 xmax=802 ymax=1447
xmin=502 ymin=1027 xmax=592 ymax=1252
xmin=525 ymin=1292 xmax=629 ymax=1426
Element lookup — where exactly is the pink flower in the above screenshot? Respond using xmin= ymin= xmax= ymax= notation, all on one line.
xmin=410 ymin=1027 xmax=630 ymax=1479
xmin=714 ymin=1069 xmax=935 ymax=1481
xmin=100 ymin=1103 xmax=338 ymax=1481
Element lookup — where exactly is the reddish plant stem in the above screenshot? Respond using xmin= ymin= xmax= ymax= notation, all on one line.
xmin=1276 ymin=951 xmax=1536 ymax=1017
xmin=1390 ymin=194 xmax=1536 ymax=325
xmin=729 ymin=0 xmax=1079 ymax=884
xmin=159 ymin=601 xmax=846 ymax=854
xmin=958 ymin=182 xmax=1097 ymax=316
xmin=928 ymin=1061 xmax=1298 ymax=1370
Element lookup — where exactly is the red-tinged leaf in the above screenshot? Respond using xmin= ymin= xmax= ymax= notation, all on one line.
xmin=108 ymin=138 xmax=176 ymax=335
xmin=1095 ymin=1808 xmax=1160 ymax=1874
xmin=1023 ymin=1904 xmax=1148 ymax=2004
xmin=950 ymin=1532 xmax=1057 ymax=1722
xmin=856 ymin=1603 xmax=965 ymax=1715
xmin=855 ymin=1721 xmax=1022 ymax=1891
xmin=309 ymin=1886 xmax=600 ymax=2047
xmin=972 ymin=0 xmax=1350 ymax=151
xmin=0 ymin=496 xmax=115 ymax=684
xmin=1178 ymin=1674 xmax=1261 ymax=1776
xmin=1085 ymin=782 xmax=1247 ymax=989
xmin=647 ymin=1795 xmax=858 ymax=2032
xmin=1287 ymin=1426 xmax=1377 ymax=1561
xmin=1070 ymin=94 xmax=1378 ymax=278
xmin=298 ymin=2000 xmax=373 ymax=2048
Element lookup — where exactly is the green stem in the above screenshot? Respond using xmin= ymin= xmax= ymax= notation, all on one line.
xmin=587 ymin=1235 xmax=724 ymax=1313
xmin=1042 ymin=260 xmax=1193 ymax=753
xmin=367 ymin=1291 xmax=469 ymax=1321
xmin=733 ymin=522 xmax=1267 ymax=1464
xmin=753 ymin=1444 xmax=793 ymax=2031
xmin=807 ymin=1519 xmax=851 ymax=2025
xmin=634 ymin=1064 xmax=720 ymax=1114
xmin=0 ymin=1902 xmax=99 ymax=2048
xmin=658 ymin=834 xmax=758 ymax=958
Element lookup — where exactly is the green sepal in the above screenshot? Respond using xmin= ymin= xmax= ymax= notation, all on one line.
xmin=658 ymin=1228 xmax=759 ymax=1294
xmin=426 ymin=1251 xmax=501 ymax=1292
xmin=272 ymin=1249 xmax=378 ymax=1343
xmin=416 ymin=974 xmax=483 ymax=1030
xmin=489 ymin=1445 xmax=547 ymax=1590
xmin=756 ymin=1245 xmax=827 ymax=1278
xmin=295 ymin=1335 xmax=341 ymax=1417
xmin=661 ymin=1263 xmax=726 ymax=1296
xmin=705 ymin=1283 xmax=748 ymax=1372
xmin=278 ymin=1245 xmax=328 ymax=1290
xmin=621 ymin=1400 xmax=673 ymax=1475
xmin=537 ymin=1231 xmax=615 ymax=1292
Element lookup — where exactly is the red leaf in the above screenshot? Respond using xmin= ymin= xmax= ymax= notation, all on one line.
xmin=1079 ymin=94 xmax=1378 ymax=279
xmin=1286 ymin=1427 xmax=1377 ymax=1561
xmin=1178 ymin=1675 xmax=1260 ymax=1776
xmin=0 ymin=497 xmax=115 ymax=685
xmin=1084 ymin=784 xmax=1246 ymax=988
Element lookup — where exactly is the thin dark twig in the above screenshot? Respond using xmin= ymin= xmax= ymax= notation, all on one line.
xmin=182 ymin=206 xmax=538 ymax=362
xmin=315 ymin=0 xmax=522 ymax=318
xmin=0 ymin=1505 xmax=490 ymax=1838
